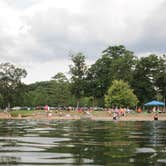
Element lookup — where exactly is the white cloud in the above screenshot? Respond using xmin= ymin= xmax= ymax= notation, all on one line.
xmin=0 ymin=0 xmax=165 ymax=83
xmin=22 ymin=59 xmax=70 ymax=83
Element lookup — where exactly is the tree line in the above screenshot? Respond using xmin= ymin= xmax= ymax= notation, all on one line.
xmin=0 ymin=45 xmax=165 ymax=108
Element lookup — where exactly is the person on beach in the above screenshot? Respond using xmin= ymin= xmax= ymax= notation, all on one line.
xmin=121 ymin=108 xmax=125 ymax=116
xmin=137 ymin=107 xmax=142 ymax=113
xmin=113 ymin=112 xmax=117 ymax=120
xmin=154 ymin=113 xmax=158 ymax=120
xmin=18 ymin=113 xmax=22 ymax=119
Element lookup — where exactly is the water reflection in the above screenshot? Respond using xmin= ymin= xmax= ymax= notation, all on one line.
xmin=0 ymin=120 xmax=165 ymax=165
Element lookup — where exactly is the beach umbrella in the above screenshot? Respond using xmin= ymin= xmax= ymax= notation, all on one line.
xmin=144 ymin=100 xmax=165 ymax=106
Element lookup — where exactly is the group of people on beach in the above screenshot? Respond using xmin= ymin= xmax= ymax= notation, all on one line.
xmin=3 ymin=104 xmax=161 ymax=120
xmin=106 ymin=107 xmax=159 ymax=121
xmin=107 ymin=108 xmax=127 ymax=120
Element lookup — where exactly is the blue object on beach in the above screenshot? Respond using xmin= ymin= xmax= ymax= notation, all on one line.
xmin=144 ymin=100 xmax=165 ymax=106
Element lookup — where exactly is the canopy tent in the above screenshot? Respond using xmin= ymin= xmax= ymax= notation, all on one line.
xmin=144 ymin=100 xmax=165 ymax=106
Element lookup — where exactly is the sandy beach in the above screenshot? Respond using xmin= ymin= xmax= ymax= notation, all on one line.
xmin=91 ymin=113 xmax=166 ymax=121
xmin=0 ymin=111 xmax=166 ymax=121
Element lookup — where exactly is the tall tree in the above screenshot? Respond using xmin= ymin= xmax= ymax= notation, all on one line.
xmin=102 ymin=45 xmax=136 ymax=82
xmin=0 ymin=94 xmax=3 ymax=108
xmin=154 ymin=55 xmax=166 ymax=101
xmin=86 ymin=55 xmax=112 ymax=98
xmin=131 ymin=54 xmax=166 ymax=104
xmin=85 ymin=45 xmax=136 ymax=106
xmin=0 ymin=63 xmax=27 ymax=107
xmin=69 ymin=53 xmax=87 ymax=107
xmin=102 ymin=45 xmax=133 ymax=59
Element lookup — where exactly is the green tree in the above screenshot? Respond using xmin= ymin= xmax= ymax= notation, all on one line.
xmin=69 ymin=53 xmax=87 ymax=107
xmin=24 ymin=86 xmax=49 ymax=106
xmin=32 ymin=87 xmax=48 ymax=106
xmin=131 ymin=54 xmax=166 ymax=104
xmin=52 ymin=72 xmax=68 ymax=82
xmin=47 ymin=80 xmax=71 ymax=106
xmin=12 ymin=84 xmax=27 ymax=106
xmin=86 ymin=55 xmax=112 ymax=98
xmin=102 ymin=45 xmax=133 ymax=58
xmin=105 ymin=80 xmax=138 ymax=108
xmin=0 ymin=94 xmax=4 ymax=108
xmin=85 ymin=45 xmax=136 ymax=106
xmin=102 ymin=45 xmax=136 ymax=82
xmin=154 ymin=55 xmax=166 ymax=101
xmin=23 ymin=72 xmax=73 ymax=107
xmin=0 ymin=63 xmax=27 ymax=107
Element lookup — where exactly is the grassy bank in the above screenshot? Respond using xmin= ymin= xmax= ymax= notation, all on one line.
xmin=10 ymin=110 xmax=36 ymax=117
xmin=9 ymin=109 xmax=129 ymax=117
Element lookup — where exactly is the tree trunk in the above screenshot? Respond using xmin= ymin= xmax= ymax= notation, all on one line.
xmin=76 ymin=99 xmax=80 ymax=110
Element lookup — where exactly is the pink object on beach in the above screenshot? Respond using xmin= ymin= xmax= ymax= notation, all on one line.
xmin=44 ymin=105 xmax=49 ymax=111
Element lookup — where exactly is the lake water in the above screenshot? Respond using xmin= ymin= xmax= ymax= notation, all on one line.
xmin=0 ymin=119 xmax=166 ymax=165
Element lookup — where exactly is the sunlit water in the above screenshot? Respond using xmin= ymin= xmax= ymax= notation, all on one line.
xmin=0 ymin=119 xmax=165 ymax=165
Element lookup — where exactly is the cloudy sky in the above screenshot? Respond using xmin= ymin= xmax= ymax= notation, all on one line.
xmin=0 ymin=0 xmax=165 ymax=83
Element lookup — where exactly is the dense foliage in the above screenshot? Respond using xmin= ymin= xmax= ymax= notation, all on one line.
xmin=0 ymin=63 xmax=27 ymax=108
xmin=0 ymin=45 xmax=165 ymax=108
xmin=105 ymin=80 xmax=138 ymax=108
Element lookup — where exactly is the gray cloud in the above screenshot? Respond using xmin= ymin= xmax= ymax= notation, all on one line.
xmin=1 ymin=0 xmax=164 ymax=63
xmin=21 ymin=7 xmax=108 ymax=62
xmin=0 ymin=0 xmax=165 ymax=83
xmin=129 ymin=1 xmax=166 ymax=54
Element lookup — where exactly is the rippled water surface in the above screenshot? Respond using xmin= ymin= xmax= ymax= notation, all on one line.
xmin=0 ymin=120 xmax=166 ymax=165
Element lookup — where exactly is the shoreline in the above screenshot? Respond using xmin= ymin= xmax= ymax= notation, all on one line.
xmin=0 ymin=112 xmax=166 ymax=121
